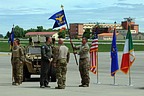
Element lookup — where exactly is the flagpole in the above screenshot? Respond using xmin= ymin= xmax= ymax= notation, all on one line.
xmin=114 ymin=75 xmax=115 ymax=85
xmin=127 ymin=18 xmax=133 ymax=86
xmin=129 ymin=58 xmax=131 ymax=86
xmin=95 ymin=26 xmax=100 ymax=84
xmin=128 ymin=41 xmax=132 ymax=86
xmin=113 ymin=22 xmax=116 ymax=85
xmin=96 ymin=51 xmax=99 ymax=84
xmin=12 ymin=24 xmax=14 ymax=84
xmin=61 ymin=5 xmax=78 ymax=65
xmin=128 ymin=23 xmax=132 ymax=86
xmin=121 ymin=17 xmax=135 ymax=86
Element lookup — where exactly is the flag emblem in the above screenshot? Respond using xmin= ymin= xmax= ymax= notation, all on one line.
xmin=49 ymin=10 xmax=67 ymax=28
xmin=111 ymin=28 xmax=119 ymax=76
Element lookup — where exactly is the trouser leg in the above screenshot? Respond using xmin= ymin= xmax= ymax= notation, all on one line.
xmin=79 ymin=58 xmax=90 ymax=85
xmin=12 ymin=63 xmax=16 ymax=83
xmin=79 ymin=64 xmax=85 ymax=85
xmin=56 ymin=66 xmax=63 ymax=87
xmin=40 ymin=61 xmax=50 ymax=86
xmin=62 ymin=65 xmax=67 ymax=88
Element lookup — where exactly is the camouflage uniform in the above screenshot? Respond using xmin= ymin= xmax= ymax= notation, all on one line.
xmin=40 ymin=43 xmax=52 ymax=87
xmin=55 ymin=44 xmax=70 ymax=89
xmin=47 ymin=44 xmax=59 ymax=81
xmin=11 ymin=45 xmax=25 ymax=85
xmin=73 ymin=43 xmax=90 ymax=86
xmin=19 ymin=45 xmax=25 ymax=81
xmin=51 ymin=44 xmax=59 ymax=65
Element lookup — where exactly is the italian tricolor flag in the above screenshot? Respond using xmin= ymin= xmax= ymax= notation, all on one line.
xmin=121 ymin=25 xmax=136 ymax=74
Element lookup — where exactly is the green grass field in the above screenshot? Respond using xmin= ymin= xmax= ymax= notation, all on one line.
xmin=0 ymin=41 xmax=143 ymax=52
xmin=66 ymin=43 xmax=144 ymax=52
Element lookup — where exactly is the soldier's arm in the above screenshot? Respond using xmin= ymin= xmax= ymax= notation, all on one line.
xmin=52 ymin=46 xmax=59 ymax=63
xmin=72 ymin=44 xmax=81 ymax=50
xmin=79 ymin=45 xmax=89 ymax=54
xmin=82 ymin=46 xmax=89 ymax=52
xmin=19 ymin=47 xmax=25 ymax=62
xmin=11 ymin=52 xmax=13 ymax=64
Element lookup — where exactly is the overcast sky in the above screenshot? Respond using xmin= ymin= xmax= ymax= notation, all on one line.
xmin=0 ymin=0 xmax=144 ymax=35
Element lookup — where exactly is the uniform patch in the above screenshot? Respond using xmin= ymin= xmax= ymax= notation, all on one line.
xmin=42 ymin=46 xmax=45 ymax=48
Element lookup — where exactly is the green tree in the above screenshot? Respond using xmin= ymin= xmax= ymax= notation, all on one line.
xmin=36 ymin=26 xmax=43 ymax=32
xmin=5 ymin=31 xmax=11 ymax=38
xmin=58 ymin=27 xmax=67 ymax=38
xmin=14 ymin=25 xmax=24 ymax=38
xmin=0 ymin=34 xmax=3 ymax=38
xmin=46 ymin=28 xmax=54 ymax=32
xmin=58 ymin=31 xmax=66 ymax=38
xmin=26 ymin=28 xmax=37 ymax=32
xmin=83 ymin=28 xmax=91 ymax=39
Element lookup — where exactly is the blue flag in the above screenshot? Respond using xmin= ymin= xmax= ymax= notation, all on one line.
xmin=8 ymin=27 xmax=14 ymax=50
xmin=111 ymin=28 xmax=119 ymax=76
xmin=49 ymin=10 xmax=67 ymax=28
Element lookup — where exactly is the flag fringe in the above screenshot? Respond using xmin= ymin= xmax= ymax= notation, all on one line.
xmin=111 ymin=70 xmax=119 ymax=76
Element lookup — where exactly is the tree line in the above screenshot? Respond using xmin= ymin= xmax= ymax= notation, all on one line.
xmin=5 ymin=25 xmax=60 ymax=38
xmin=5 ymin=25 xmax=94 ymax=39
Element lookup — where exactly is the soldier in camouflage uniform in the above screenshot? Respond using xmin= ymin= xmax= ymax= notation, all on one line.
xmin=71 ymin=37 xmax=90 ymax=87
xmin=51 ymin=38 xmax=59 ymax=66
xmin=11 ymin=40 xmax=25 ymax=86
xmin=55 ymin=38 xmax=70 ymax=89
xmin=15 ymin=38 xmax=25 ymax=82
xmin=47 ymin=38 xmax=59 ymax=81
xmin=40 ymin=36 xmax=52 ymax=88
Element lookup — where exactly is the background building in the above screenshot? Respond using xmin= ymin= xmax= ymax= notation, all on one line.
xmin=69 ymin=23 xmax=83 ymax=38
xmin=25 ymin=32 xmax=58 ymax=42
xmin=69 ymin=17 xmax=142 ymax=40
xmin=122 ymin=19 xmax=139 ymax=33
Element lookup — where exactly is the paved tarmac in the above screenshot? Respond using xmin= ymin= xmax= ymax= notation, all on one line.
xmin=0 ymin=52 xmax=144 ymax=96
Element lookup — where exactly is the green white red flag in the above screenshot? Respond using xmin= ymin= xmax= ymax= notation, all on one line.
xmin=120 ymin=25 xmax=135 ymax=74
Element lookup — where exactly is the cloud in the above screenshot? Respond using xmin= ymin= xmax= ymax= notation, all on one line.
xmin=116 ymin=3 xmax=144 ymax=8
xmin=73 ymin=5 xmax=84 ymax=9
xmin=117 ymin=0 xmax=126 ymax=1
xmin=65 ymin=4 xmax=144 ymax=29
xmin=0 ymin=7 xmax=49 ymax=15
xmin=0 ymin=0 xmax=144 ymax=35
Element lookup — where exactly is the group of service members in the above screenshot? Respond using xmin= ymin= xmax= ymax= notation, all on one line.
xmin=11 ymin=37 xmax=90 ymax=89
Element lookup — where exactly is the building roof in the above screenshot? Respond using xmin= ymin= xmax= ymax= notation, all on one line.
xmin=25 ymin=32 xmax=57 ymax=36
xmin=70 ymin=23 xmax=84 ymax=25
xmin=98 ymin=33 xmax=119 ymax=37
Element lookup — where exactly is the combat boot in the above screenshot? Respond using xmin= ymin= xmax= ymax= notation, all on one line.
xmin=79 ymin=84 xmax=89 ymax=87
xmin=82 ymin=84 xmax=89 ymax=87
xmin=12 ymin=82 xmax=16 ymax=85
xmin=55 ymin=86 xmax=65 ymax=89
xmin=40 ymin=85 xmax=45 ymax=88
xmin=79 ymin=84 xmax=84 ymax=87
xmin=44 ymin=85 xmax=50 ymax=88
xmin=15 ymin=83 xmax=20 ymax=86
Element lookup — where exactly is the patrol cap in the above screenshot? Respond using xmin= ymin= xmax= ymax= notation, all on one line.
xmin=58 ymin=38 xmax=64 ymax=44
xmin=15 ymin=38 xmax=20 ymax=44
xmin=45 ymin=36 xmax=51 ymax=42
xmin=59 ymin=38 xmax=65 ymax=41
xmin=82 ymin=37 xmax=88 ymax=42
